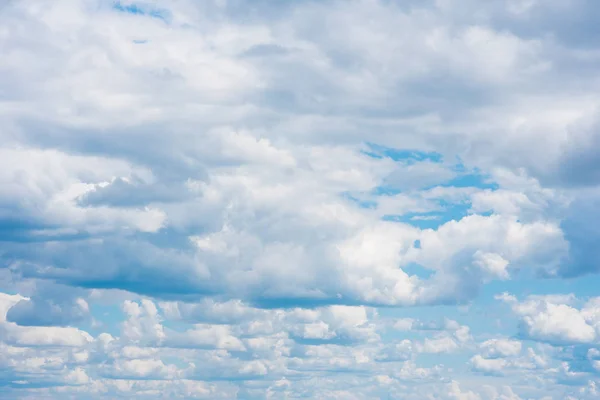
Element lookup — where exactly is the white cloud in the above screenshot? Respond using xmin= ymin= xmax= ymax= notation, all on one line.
xmin=108 ymin=358 xmax=180 ymax=379
xmin=447 ymin=380 xmax=482 ymax=400
xmin=499 ymin=294 xmax=599 ymax=344
xmin=471 ymin=354 xmax=509 ymax=375
xmin=0 ymin=148 xmax=163 ymax=235
xmin=418 ymin=336 xmax=459 ymax=354
xmin=0 ymin=0 xmax=600 ymax=397
xmin=121 ymin=300 xmax=166 ymax=344
xmin=166 ymin=324 xmax=246 ymax=351
xmin=0 ymin=293 xmax=93 ymax=348
xmin=480 ymin=339 xmax=522 ymax=358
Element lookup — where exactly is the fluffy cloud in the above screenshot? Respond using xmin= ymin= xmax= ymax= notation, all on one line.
xmin=1 ymin=0 xmax=600 ymax=397
xmin=499 ymin=293 xmax=600 ymax=344
xmin=480 ymin=338 xmax=522 ymax=358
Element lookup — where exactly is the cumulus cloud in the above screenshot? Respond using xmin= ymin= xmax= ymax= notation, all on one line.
xmin=479 ymin=339 xmax=522 ymax=359
xmin=1 ymin=0 xmax=600 ymax=397
xmin=498 ymin=293 xmax=600 ymax=345
xmin=6 ymin=282 xmax=90 ymax=327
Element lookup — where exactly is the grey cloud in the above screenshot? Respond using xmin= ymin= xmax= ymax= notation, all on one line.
xmin=6 ymin=283 xmax=89 ymax=327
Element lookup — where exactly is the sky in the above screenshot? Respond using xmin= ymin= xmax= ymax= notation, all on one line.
xmin=1 ymin=0 xmax=600 ymax=398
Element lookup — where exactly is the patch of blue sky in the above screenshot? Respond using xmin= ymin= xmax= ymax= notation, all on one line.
xmin=362 ymin=142 xmax=443 ymax=164
xmin=435 ymin=158 xmax=499 ymax=188
xmin=384 ymin=211 xmax=455 ymax=229
xmin=371 ymin=185 xmax=402 ymax=196
xmin=382 ymin=202 xmax=481 ymax=230
xmin=567 ymin=354 xmax=598 ymax=374
xmin=372 ymin=173 xmax=497 ymax=199
xmin=113 ymin=2 xmax=144 ymax=15
xmin=436 ymin=171 xmax=499 ymax=190
xmin=160 ymin=318 xmax=192 ymax=333
xmin=401 ymin=261 xmax=434 ymax=279
xmin=86 ymin=303 xmax=125 ymax=337
xmin=112 ymin=1 xmax=170 ymax=22
xmin=363 ymin=145 xmax=499 ymax=204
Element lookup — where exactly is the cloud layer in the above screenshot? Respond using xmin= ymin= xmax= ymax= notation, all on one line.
xmin=1 ymin=0 xmax=600 ymax=398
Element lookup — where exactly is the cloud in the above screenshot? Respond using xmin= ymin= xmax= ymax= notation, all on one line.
xmin=0 ymin=0 xmax=581 ymax=310
xmin=1 ymin=0 xmax=600 ymax=397
xmin=498 ymin=294 xmax=600 ymax=345
xmin=479 ymin=339 xmax=522 ymax=358
xmin=6 ymin=282 xmax=89 ymax=327
xmin=121 ymin=300 xmax=166 ymax=344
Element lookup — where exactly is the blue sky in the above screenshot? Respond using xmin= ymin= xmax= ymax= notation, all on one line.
xmin=1 ymin=0 xmax=600 ymax=399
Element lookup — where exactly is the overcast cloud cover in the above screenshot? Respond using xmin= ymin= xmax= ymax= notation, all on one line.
xmin=1 ymin=0 xmax=600 ymax=398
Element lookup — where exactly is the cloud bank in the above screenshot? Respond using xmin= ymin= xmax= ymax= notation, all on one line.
xmin=1 ymin=0 xmax=600 ymax=398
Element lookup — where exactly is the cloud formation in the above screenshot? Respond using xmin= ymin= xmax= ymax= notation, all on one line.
xmin=1 ymin=0 xmax=600 ymax=398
